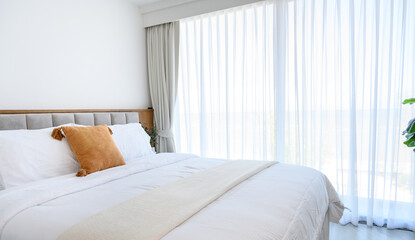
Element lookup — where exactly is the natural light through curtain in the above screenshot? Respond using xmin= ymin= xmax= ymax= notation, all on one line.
xmin=174 ymin=0 xmax=415 ymax=230
xmin=174 ymin=2 xmax=276 ymax=161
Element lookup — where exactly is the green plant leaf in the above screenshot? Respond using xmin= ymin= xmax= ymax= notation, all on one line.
xmin=143 ymin=126 xmax=158 ymax=148
xmin=406 ymin=132 xmax=415 ymax=139
xmin=403 ymin=136 xmax=415 ymax=147
xmin=409 ymin=120 xmax=415 ymax=134
xmin=403 ymin=118 xmax=415 ymax=135
xmin=403 ymin=98 xmax=415 ymax=105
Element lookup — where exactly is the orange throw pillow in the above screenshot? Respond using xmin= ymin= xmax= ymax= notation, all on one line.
xmin=51 ymin=125 xmax=125 ymax=177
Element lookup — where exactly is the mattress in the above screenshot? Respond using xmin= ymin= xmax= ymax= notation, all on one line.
xmin=0 ymin=153 xmax=342 ymax=240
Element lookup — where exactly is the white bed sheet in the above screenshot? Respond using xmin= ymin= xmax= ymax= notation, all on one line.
xmin=0 ymin=153 xmax=340 ymax=240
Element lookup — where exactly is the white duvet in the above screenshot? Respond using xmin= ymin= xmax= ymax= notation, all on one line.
xmin=0 ymin=153 xmax=342 ymax=240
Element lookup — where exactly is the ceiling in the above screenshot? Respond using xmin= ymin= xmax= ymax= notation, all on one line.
xmin=128 ymin=0 xmax=199 ymax=14
xmin=126 ymin=0 xmax=165 ymax=6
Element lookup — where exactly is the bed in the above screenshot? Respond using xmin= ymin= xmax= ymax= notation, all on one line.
xmin=0 ymin=110 xmax=344 ymax=240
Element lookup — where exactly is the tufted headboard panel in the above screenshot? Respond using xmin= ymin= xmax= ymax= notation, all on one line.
xmin=0 ymin=109 xmax=154 ymax=130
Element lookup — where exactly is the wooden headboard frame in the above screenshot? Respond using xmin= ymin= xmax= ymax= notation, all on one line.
xmin=0 ymin=109 xmax=154 ymax=129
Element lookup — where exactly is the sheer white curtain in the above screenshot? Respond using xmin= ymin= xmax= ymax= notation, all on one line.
xmin=174 ymin=2 xmax=276 ymax=160
xmin=174 ymin=0 xmax=415 ymax=231
xmin=282 ymin=0 xmax=415 ymax=230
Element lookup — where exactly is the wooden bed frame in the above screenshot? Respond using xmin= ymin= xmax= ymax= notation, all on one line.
xmin=0 ymin=109 xmax=154 ymax=129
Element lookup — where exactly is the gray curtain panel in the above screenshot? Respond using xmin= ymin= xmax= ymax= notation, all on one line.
xmin=146 ymin=22 xmax=180 ymax=152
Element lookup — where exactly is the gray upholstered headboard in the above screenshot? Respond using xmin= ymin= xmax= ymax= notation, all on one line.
xmin=0 ymin=112 xmax=141 ymax=131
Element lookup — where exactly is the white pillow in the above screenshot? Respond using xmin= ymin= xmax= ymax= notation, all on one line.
xmin=0 ymin=126 xmax=80 ymax=189
xmin=109 ymin=123 xmax=154 ymax=161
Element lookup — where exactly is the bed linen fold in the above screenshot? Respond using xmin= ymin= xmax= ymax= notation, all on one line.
xmin=0 ymin=154 xmax=344 ymax=240
xmin=0 ymin=153 xmax=196 ymax=234
xmin=58 ymin=160 xmax=277 ymax=240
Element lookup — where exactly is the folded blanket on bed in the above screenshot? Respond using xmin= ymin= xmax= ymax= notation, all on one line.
xmin=58 ymin=160 xmax=277 ymax=240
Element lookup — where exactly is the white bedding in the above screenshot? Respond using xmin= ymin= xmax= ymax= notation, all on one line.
xmin=0 ymin=153 xmax=342 ymax=240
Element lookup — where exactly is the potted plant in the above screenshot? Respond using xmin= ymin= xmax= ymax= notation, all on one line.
xmin=402 ymin=98 xmax=415 ymax=152
xmin=144 ymin=127 xmax=157 ymax=152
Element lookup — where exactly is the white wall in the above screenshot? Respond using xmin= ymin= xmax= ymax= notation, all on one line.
xmin=140 ymin=0 xmax=264 ymax=27
xmin=0 ymin=0 xmax=150 ymax=110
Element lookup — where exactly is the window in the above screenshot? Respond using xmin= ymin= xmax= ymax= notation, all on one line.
xmin=174 ymin=0 xmax=415 ymax=230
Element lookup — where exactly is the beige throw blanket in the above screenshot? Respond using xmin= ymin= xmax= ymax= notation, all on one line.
xmin=58 ymin=160 xmax=277 ymax=240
